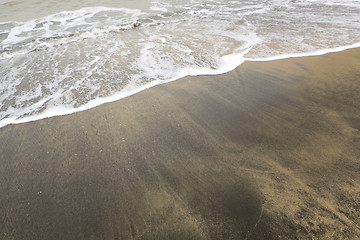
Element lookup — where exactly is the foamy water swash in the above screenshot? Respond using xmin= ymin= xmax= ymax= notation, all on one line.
xmin=0 ymin=0 xmax=360 ymax=128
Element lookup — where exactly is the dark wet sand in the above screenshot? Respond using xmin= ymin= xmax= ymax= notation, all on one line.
xmin=1 ymin=48 xmax=360 ymax=239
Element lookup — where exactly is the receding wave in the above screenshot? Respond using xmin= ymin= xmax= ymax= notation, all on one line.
xmin=0 ymin=0 xmax=360 ymax=128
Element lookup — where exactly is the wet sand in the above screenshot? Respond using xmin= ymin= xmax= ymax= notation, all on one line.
xmin=1 ymin=48 xmax=360 ymax=239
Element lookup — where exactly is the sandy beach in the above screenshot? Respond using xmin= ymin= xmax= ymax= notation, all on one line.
xmin=1 ymin=48 xmax=360 ymax=239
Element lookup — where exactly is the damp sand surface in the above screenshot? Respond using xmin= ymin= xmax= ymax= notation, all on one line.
xmin=1 ymin=48 xmax=360 ymax=239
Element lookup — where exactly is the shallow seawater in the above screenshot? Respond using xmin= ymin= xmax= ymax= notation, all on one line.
xmin=0 ymin=0 xmax=360 ymax=127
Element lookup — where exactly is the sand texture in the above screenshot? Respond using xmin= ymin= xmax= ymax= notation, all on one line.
xmin=1 ymin=48 xmax=360 ymax=239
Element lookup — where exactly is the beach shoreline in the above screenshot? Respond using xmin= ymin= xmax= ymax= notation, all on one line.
xmin=2 ymin=42 xmax=360 ymax=130
xmin=1 ymin=48 xmax=360 ymax=239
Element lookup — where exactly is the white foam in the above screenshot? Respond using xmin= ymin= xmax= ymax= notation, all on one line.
xmin=306 ymin=0 xmax=360 ymax=8
xmin=2 ymin=39 xmax=359 ymax=130
xmin=245 ymin=42 xmax=360 ymax=62
xmin=0 ymin=7 xmax=144 ymax=51
xmin=0 ymin=39 xmax=256 ymax=129
xmin=0 ymin=79 xmax=163 ymax=128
